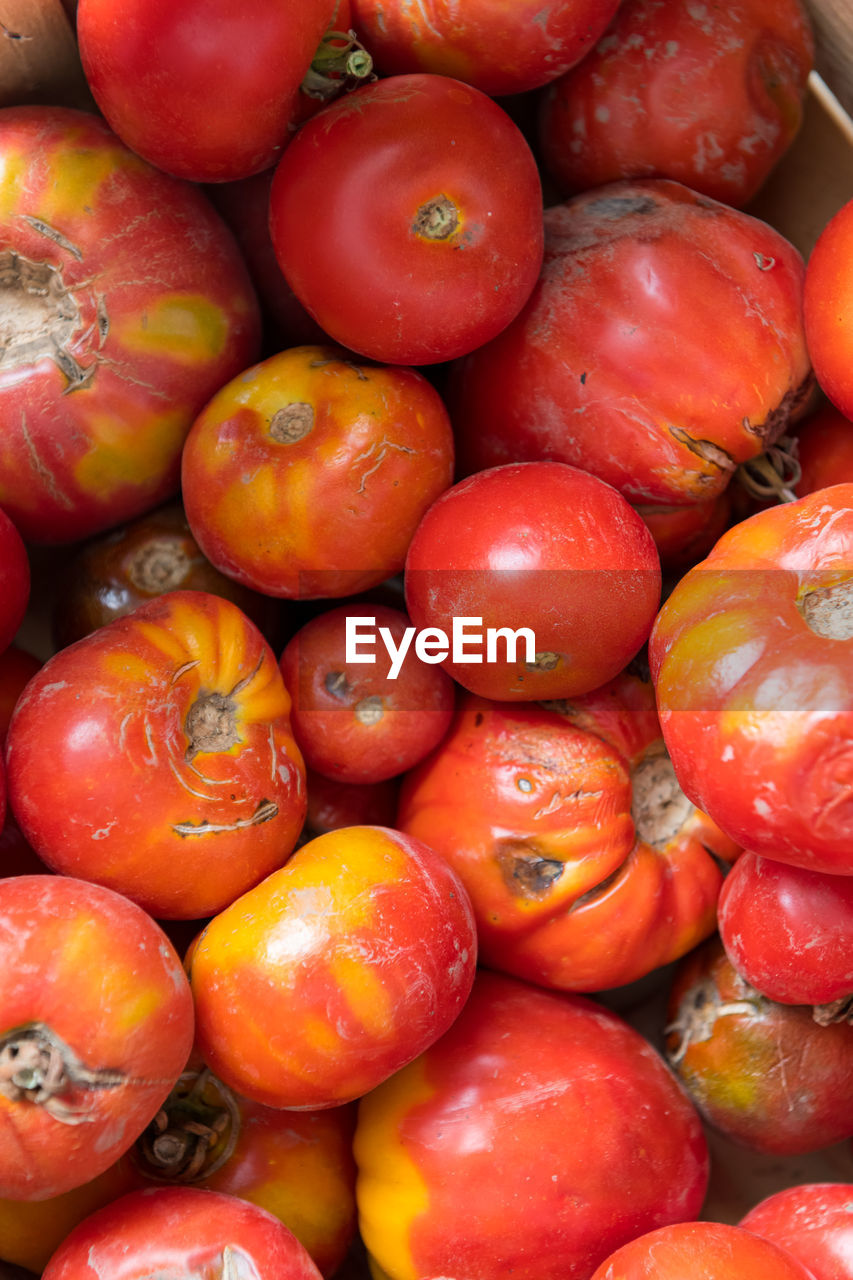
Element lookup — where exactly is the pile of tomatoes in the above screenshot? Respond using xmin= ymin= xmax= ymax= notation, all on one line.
xmin=2 ymin=0 xmax=853 ymax=1277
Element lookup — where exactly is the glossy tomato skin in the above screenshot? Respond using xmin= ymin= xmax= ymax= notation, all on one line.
xmin=355 ymin=969 xmax=708 ymax=1280
xmin=739 ymin=1183 xmax=853 ymax=1280
xmin=649 ymin=484 xmax=853 ymax=875
xmin=349 ymin=0 xmax=621 ymax=96
xmin=41 ymin=1185 xmax=323 ymax=1280
xmin=449 ymin=179 xmax=813 ymax=506
xmin=269 ymin=74 xmax=545 ymax=365
xmin=5 ymin=591 xmax=307 ymax=919
xmin=404 ymin=462 xmax=662 ymax=701
xmin=76 ymin=0 xmax=337 ymax=182
xmin=589 ymin=1221 xmax=816 ymax=1280
xmin=538 ymin=0 xmax=814 ymax=207
xmin=0 ymin=107 xmax=261 ymax=544
xmin=0 ymin=511 xmax=29 ymax=656
xmin=181 ymin=345 xmax=455 ymax=599
xmin=0 ymin=875 xmax=194 ymax=1201
xmin=804 ymin=196 xmax=853 ymax=419
xmin=189 ymin=825 xmax=477 ymax=1110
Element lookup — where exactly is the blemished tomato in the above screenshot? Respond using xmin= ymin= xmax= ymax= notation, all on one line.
xmin=649 ymin=483 xmax=853 ymax=875
xmin=449 ymin=178 xmax=813 ymax=506
xmin=0 ymin=510 xmax=29 ymax=656
xmin=804 ymin=195 xmax=853 ymax=419
xmin=5 ymin=591 xmax=307 ymax=919
xmin=589 ymin=1221 xmax=816 ymax=1280
xmin=0 ymin=106 xmax=261 ymax=544
xmin=349 ymin=0 xmax=621 ymax=96
xmin=0 ymin=875 xmax=194 ymax=1201
xmin=269 ymin=74 xmax=545 ymax=366
xmin=404 ymin=462 xmax=662 ymax=701
xmin=538 ymin=0 xmax=814 ymax=207
xmin=354 ymin=969 xmax=709 ymax=1280
xmin=76 ymin=0 xmax=339 ymax=182
xmin=181 ymin=345 xmax=455 ymax=599
xmin=739 ymin=1183 xmax=853 ymax=1280
xmin=40 ymin=1185 xmax=323 ymax=1280
xmin=189 ymin=825 xmax=477 ymax=1110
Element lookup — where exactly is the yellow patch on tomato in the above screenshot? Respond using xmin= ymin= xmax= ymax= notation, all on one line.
xmin=328 ymin=952 xmax=396 ymax=1041
xmin=74 ymin=408 xmax=185 ymax=499
xmin=117 ymin=295 xmax=229 ymax=363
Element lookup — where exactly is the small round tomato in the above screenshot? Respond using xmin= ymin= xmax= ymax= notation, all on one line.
xmin=590 ymin=1221 xmax=816 ymax=1280
xmin=804 ymin=195 xmax=853 ymax=419
xmin=739 ymin=1183 xmax=853 ymax=1280
xmin=189 ymin=825 xmax=477 ymax=1110
xmin=0 ymin=875 xmax=194 ymax=1201
xmin=5 ymin=590 xmax=307 ymax=919
xmin=181 ymin=345 xmax=455 ymax=599
xmin=0 ymin=511 xmax=29 ymax=656
xmin=404 ymin=462 xmax=662 ymax=701
xmin=269 ymin=74 xmax=545 ymax=365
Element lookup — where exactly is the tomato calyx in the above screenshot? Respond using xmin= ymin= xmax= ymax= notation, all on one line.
xmin=735 ymin=432 xmax=802 ymax=503
xmin=135 ymin=1067 xmax=240 ymax=1183
xmin=0 ymin=1022 xmax=124 ymax=1124
xmin=664 ymin=976 xmax=761 ymax=1067
xmin=413 ymin=196 xmax=460 ymax=241
xmin=301 ymin=29 xmax=375 ymax=103
xmin=127 ymin=538 xmax=193 ymax=595
xmin=2 ymin=247 xmax=99 ymax=392
xmin=269 ymin=402 xmax=315 ymax=443
xmin=813 ymin=994 xmax=853 ymax=1026
xmin=799 ymin=577 xmax=853 ymax=640
xmin=630 ymin=747 xmax=694 ymax=849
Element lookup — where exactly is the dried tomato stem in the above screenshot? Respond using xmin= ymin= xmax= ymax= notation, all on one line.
xmin=136 ymin=1067 xmax=240 ymax=1182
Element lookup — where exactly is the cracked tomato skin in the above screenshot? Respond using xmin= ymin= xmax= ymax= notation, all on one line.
xmin=649 ymin=484 xmax=853 ymax=875
xmin=0 ymin=875 xmax=194 ymax=1202
xmin=4 ymin=590 xmax=306 ymax=919
xmin=449 ymin=178 xmax=812 ymax=506
xmin=354 ymin=968 xmax=709 ymax=1280
xmin=0 ymin=106 xmax=261 ymax=544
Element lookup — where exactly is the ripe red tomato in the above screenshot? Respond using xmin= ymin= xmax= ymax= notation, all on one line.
xmin=189 ymin=825 xmax=477 ymax=1109
xmin=804 ymin=195 xmax=853 ymax=419
xmin=269 ymin=74 xmax=545 ymax=365
xmin=538 ymin=0 xmax=814 ymax=207
xmin=0 ymin=646 xmax=41 ymax=747
xmin=355 ymin=968 xmax=708 ymax=1280
xmin=76 ymin=0 xmax=339 ymax=182
xmin=5 ymin=591 xmax=307 ymax=919
xmin=649 ymin=483 xmax=853 ymax=875
xmin=589 ymin=1221 xmax=816 ymax=1280
xmin=794 ymin=401 xmax=853 ymax=496
xmin=739 ymin=1183 xmax=853 ymax=1280
xmin=0 ymin=510 xmax=29 ymax=656
xmin=449 ymin=178 xmax=813 ymax=506
xmin=304 ymin=769 xmax=400 ymax=837
xmin=404 ymin=462 xmax=661 ymax=701
xmin=0 ymin=875 xmax=194 ymax=1201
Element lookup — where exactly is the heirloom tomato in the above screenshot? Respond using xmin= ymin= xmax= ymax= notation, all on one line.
xmin=404 ymin=462 xmax=661 ymax=701
xmin=804 ymin=195 xmax=853 ymax=419
xmin=740 ymin=1183 xmax=853 ymax=1280
xmin=269 ymin=74 xmax=545 ymax=365
xmin=181 ymin=345 xmax=454 ymax=599
xmin=354 ymin=969 xmax=708 ymax=1280
xmin=5 ymin=591 xmax=307 ymax=919
xmin=590 ymin=1221 xmax=816 ymax=1280
xmin=449 ymin=179 xmax=813 ymax=506
xmin=649 ymin=483 xmax=853 ymax=875
xmin=0 ymin=510 xmax=28 ymax=656
xmin=397 ymin=670 xmax=739 ymax=993
xmin=0 ymin=875 xmax=193 ymax=1201
xmin=189 ymin=825 xmax=477 ymax=1110
xmin=0 ymin=106 xmax=260 ymax=544
xmin=41 ymin=1186 xmax=323 ymax=1280
xmin=794 ymin=401 xmax=853 ymax=496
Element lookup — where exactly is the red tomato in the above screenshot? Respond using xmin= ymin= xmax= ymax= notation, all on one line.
xmin=649 ymin=483 xmax=853 ymax=875
xmin=718 ymin=851 xmax=853 ymax=1009
xmin=795 ymin=401 xmax=853 ymax=496
xmin=449 ymin=178 xmax=813 ymax=506
xmin=349 ymin=0 xmax=621 ymax=96
xmin=538 ymin=0 xmax=814 ymax=207
xmin=354 ymin=968 xmax=708 ymax=1280
xmin=590 ymin=1221 xmax=816 ymax=1280
xmin=804 ymin=195 xmax=853 ymax=419
xmin=41 ymin=1185 xmax=323 ymax=1280
xmin=635 ymin=490 xmax=732 ymax=572
xmin=0 ymin=875 xmax=194 ymax=1201
xmin=0 ymin=646 xmax=40 ymax=747
xmin=740 ymin=1182 xmax=853 ymax=1280
xmin=76 ymin=0 xmax=339 ymax=182
xmin=189 ymin=825 xmax=477 ymax=1110
xmin=0 ymin=106 xmax=261 ymax=544
xmin=404 ymin=462 xmax=662 ymax=701
xmin=304 ymin=769 xmax=400 ymax=836
xmin=269 ymin=74 xmax=545 ymax=365
xmin=5 ymin=591 xmax=307 ymax=919
xmin=181 ymin=344 xmax=455 ymax=599
xmin=0 ymin=511 xmax=29 ymax=656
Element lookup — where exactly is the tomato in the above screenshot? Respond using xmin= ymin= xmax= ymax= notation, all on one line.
xmin=739 ymin=1183 xmax=853 ymax=1280
xmin=397 ymin=670 xmax=740 ymax=992
xmin=635 ymin=490 xmax=733 ymax=572
xmin=0 ymin=510 xmax=29 ymax=656
xmin=0 ymin=106 xmax=261 ymax=544
xmin=718 ymin=851 xmax=853 ymax=1010
xmin=303 ymin=769 xmax=400 ymax=837
xmin=589 ymin=1221 xmax=816 ymax=1280
xmin=649 ymin=483 xmax=853 ymax=875
xmin=349 ymin=0 xmax=621 ymax=96
xmin=189 ymin=825 xmax=477 ymax=1109
xmin=181 ymin=344 xmax=455 ymax=599
xmin=804 ymin=195 xmax=853 ymax=419
xmin=354 ymin=968 xmax=708 ymax=1280
xmin=5 ymin=590 xmax=307 ymax=919
xmin=269 ymin=74 xmax=545 ymax=366
xmin=41 ymin=1185 xmax=323 ymax=1280
xmin=404 ymin=462 xmax=662 ymax=701
xmin=795 ymin=401 xmax=853 ymax=496
xmin=665 ymin=936 xmax=853 ymax=1155
xmin=448 ymin=178 xmax=813 ymax=506
xmin=0 ymin=875 xmax=194 ymax=1201
xmin=76 ymin=0 xmax=339 ymax=182
xmin=538 ymin=0 xmax=814 ymax=207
